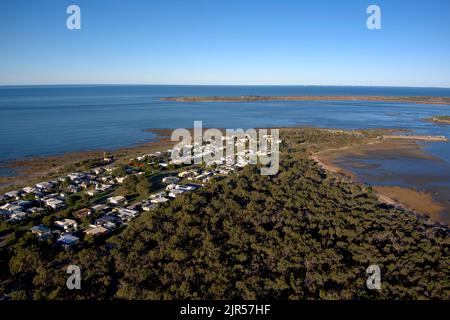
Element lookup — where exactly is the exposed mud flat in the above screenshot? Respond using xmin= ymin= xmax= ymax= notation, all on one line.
xmin=314 ymin=139 xmax=450 ymax=225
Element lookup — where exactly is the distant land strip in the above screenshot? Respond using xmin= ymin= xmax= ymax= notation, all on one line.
xmin=161 ymin=95 xmax=450 ymax=105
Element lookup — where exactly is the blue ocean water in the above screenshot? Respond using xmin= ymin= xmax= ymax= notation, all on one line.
xmin=1 ymin=85 xmax=450 ymax=164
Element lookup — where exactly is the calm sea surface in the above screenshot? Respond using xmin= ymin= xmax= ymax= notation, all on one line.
xmin=1 ymin=85 xmax=450 ymax=214
xmin=1 ymin=85 xmax=450 ymax=162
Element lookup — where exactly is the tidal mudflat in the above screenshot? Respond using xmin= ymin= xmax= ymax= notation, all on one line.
xmin=317 ymin=139 xmax=450 ymax=224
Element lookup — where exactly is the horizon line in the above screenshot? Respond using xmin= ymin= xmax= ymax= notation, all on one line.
xmin=1 ymin=83 xmax=450 ymax=89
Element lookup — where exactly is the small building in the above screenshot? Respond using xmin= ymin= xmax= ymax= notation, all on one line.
xmin=73 ymin=208 xmax=92 ymax=220
xmin=5 ymin=190 xmax=20 ymax=199
xmin=31 ymin=225 xmax=53 ymax=241
xmin=168 ymin=189 xmax=185 ymax=198
xmin=84 ymin=225 xmax=108 ymax=237
xmin=142 ymin=202 xmax=158 ymax=211
xmin=45 ymin=198 xmax=65 ymax=210
xmin=91 ymin=204 xmax=109 ymax=213
xmin=57 ymin=234 xmax=80 ymax=250
xmin=67 ymin=185 xmax=80 ymax=193
xmin=150 ymin=197 xmax=169 ymax=204
xmin=35 ymin=182 xmax=54 ymax=191
xmin=162 ymin=176 xmax=180 ymax=184
xmin=9 ymin=211 xmax=28 ymax=221
xmin=92 ymin=167 xmax=104 ymax=175
xmin=22 ymin=186 xmax=36 ymax=194
xmin=95 ymin=214 xmax=121 ymax=230
xmin=115 ymin=208 xmax=139 ymax=221
xmin=107 ymin=196 xmax=127 ymax=205
xmin=116 ymin=176 xmax=127 ymax=184
xmin=54 ymin=219 xmax=78 ymax=232
xmin=86 ymin=189 xmax=99 ymax=197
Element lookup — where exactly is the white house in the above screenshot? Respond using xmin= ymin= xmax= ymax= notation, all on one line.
xmin=45 ymin=198 xmax=65 ymax=210
xmin=107 ymin=195 xmax=127 ymax=205
xmin=54 ymin=219 xmax=78 ymax=232
xmin=162 ymin=176 xmax=180 ymax=184
xmin=168 ymin=189 xmax=185 ymax=198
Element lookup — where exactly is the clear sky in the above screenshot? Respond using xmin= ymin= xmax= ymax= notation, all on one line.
xmin=1 ymin=0 xmax=449 ymax=87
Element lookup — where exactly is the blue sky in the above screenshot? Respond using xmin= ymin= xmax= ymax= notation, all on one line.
xmin=0 ymin=0 xmax=449 ymax=87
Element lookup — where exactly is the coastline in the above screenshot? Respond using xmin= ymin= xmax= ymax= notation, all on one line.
xmin=161 ymin=95 xmax=450 ymax=105
xmin=424 ymin=116 xmax=450 ymax=125
xmin=311 ymin=138 xmax=449 ymax=224
xmin=0 ymin=129 xmax=176 ymax=192
xmin=1 ymin=126 xmax=449 ymax=225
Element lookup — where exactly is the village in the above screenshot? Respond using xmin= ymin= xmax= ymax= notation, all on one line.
xmin=0 ymin=134 xmax=280 ymax=251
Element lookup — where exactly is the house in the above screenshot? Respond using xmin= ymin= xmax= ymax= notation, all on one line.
xmin=73 ymin=208 xmax=92 ymax=219
xmin=5 ymin=190 xmax=20 ymax=199
xmin=44 ymin=198 xmax=65 ymax=210
xmin=165 ymin=183 xmax=177 ymax=191
xmin=116 ymin=176 xmax=127 ymax=184
xmin=142 ymin=202 xmax=158 ymax=211
xmin=0 ymin=209 xmax=11 ymax=219
xmin=0 ymin=203 xmax=22 ymax=212
xmin=31 ymin=225 xmax=53 ymax=241
xmin=67 ymin=172 xmax=85 ymax=181
xmin=13 ymin=200 xmax=33 ymax=209
xmin=115 ymin=208 xmax=139 ymax=221
xmin=9 ymin=211 xmax=28 ymax=221
xmin=96 ymin=184 xmax=113 ymax=192
xmin=85 ymin=189 xmax=99 ymax=197
xmin=95 ymin=214 xmax=121 ymax=230
xmin=57 ymin=234 xmax=80 ymax=250
xmin=67 ymin=185 xmax=80 ymax=193
xmin=80 ymin=181 xmax=91 ymax=189
xmin=22 ymin=186 xmax=36 ymax=194
xmin=104 ymin=164 xmax=116 ymax=172
xmin=92 ymin=167 xmax=104 ymax=175
xmin=150 ymin=191 xmax=166 ymax=199
xmin=126 ymin=203 xmax=141 ymax=211
xmin=91 ymin=204 xmax=109 ymax=213
xmin=168 ymin=189 xmax=185 ymax=198
xmin=150 ymin=197 xmax=169 ymax=204
xmin=35 ymin=182 xmax=54 ymax=191
xmin=107 ymin=196 xmax=127 ymax=205
xmin=84 ymin=225 xmax=108 ymax=237
xmin=175 ymin=184 xmax=200 ymax=192
xmin=162 ymin=176 xmax=179 ymax=184
xmin=54 ymin=219 xmax=78 ymax=232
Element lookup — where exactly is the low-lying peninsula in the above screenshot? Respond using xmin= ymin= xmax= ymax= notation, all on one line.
xmin=425 ymin=115 xmax=450 ymax=124
xmin=162 ymin=95 xmax=450 ymax=105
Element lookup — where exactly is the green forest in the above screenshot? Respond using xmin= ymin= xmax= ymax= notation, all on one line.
xmin=0 ymin=128 xmax=448 ymax=300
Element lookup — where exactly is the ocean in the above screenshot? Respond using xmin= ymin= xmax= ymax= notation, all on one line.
xmin=1 ymin=85 xmax=450 ymax=163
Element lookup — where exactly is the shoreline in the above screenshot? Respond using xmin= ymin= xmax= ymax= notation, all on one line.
xmin=0 ymin=129 xmax=176 ymax=192
xmin=311 ymin=139 xmax=449 ymax=225
xmin=424 ymin=116 xmax=450 ymax=125
xmin=161 ymin=95 xmax=450 ymax=105
xmin=1 ymin=126 xmax=449 ymax=225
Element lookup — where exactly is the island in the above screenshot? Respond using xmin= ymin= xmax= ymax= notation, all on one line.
xmin=425 ymin=115 xmax=450 ymax=124
xmin=161 ymin=95 xmax=450 ymax=105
